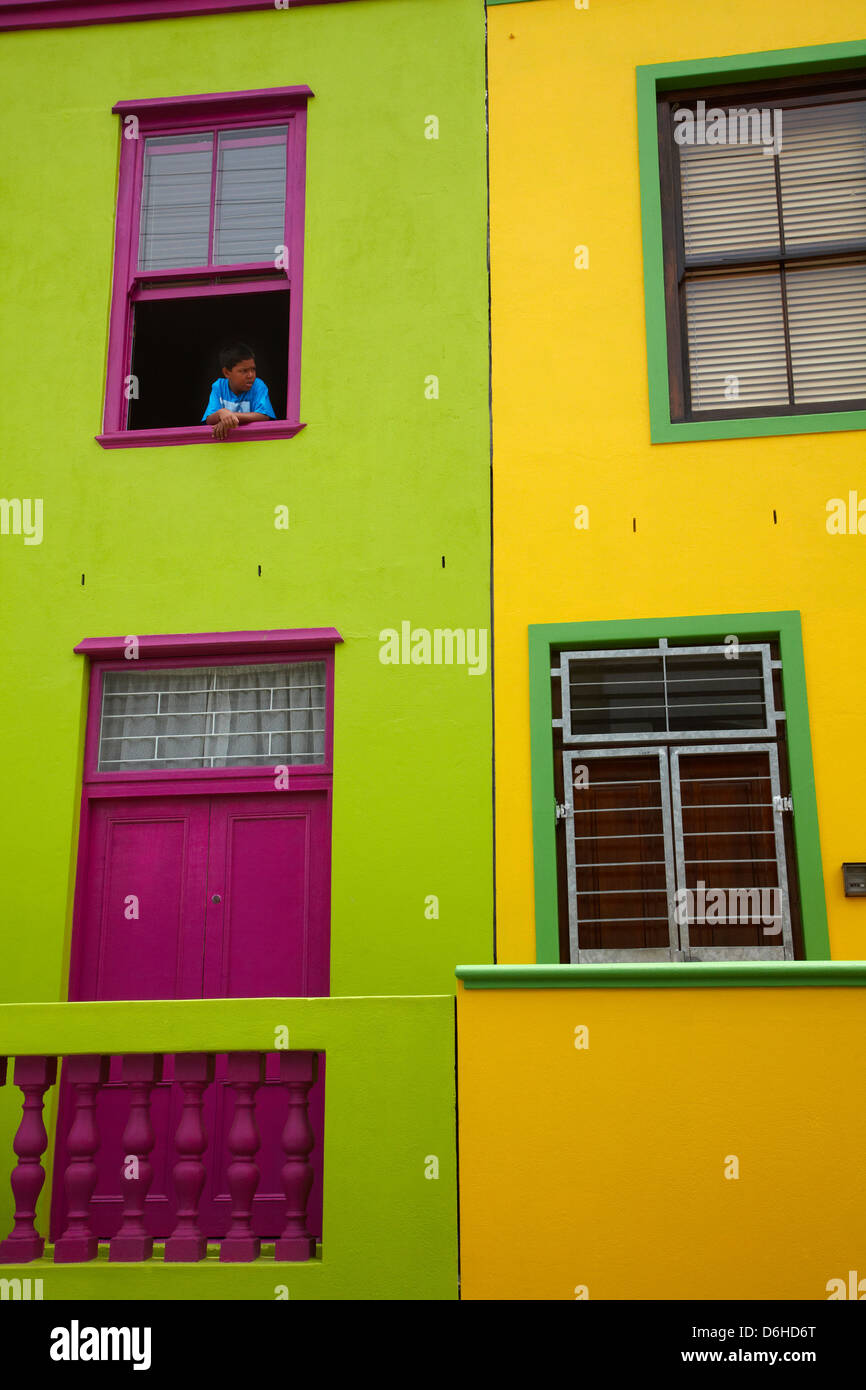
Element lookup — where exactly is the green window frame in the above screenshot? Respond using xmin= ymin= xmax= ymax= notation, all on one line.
xmin=637 ymin=39 xmax=866 ymax=444
xmin=529 ymin=611 xmax=829 ymax=963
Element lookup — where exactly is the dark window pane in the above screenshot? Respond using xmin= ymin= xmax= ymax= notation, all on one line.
xmin=566 ymin=656 xmax=666 ymax=735
xmin=665 ymin=650 xmax=767 ymax=731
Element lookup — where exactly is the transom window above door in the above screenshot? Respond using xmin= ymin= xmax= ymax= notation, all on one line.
xmin=98 ymin=662 xmax=326 ymax=771
xmin=550 ymin=639 xmax=802 ymax=963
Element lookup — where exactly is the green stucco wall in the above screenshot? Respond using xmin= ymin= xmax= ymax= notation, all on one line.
xmin=0 ymin=0 xmax=492 ymax=1011
xmin=0 ymin=996 xmax=458 ymax=1299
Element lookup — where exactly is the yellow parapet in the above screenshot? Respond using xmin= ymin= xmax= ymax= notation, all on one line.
xmin=457 ymin=976 xmax=866 ymax=1300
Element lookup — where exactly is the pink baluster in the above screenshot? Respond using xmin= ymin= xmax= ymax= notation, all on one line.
xmin=275 ymin=1052 xmax=318 ymax=1262
xmin=109 ymin=1054 xmax=163 ymax=1262
xmin=165 ymin=1054 xmax=215 ymax=1263
xmin=220 ymin=1053 xmax=265 ymax=1263
xmin=54 ymin=1055 xmax=110 ymax=1263
xmin=0 ymin=1055 xmax=58 ymax=1263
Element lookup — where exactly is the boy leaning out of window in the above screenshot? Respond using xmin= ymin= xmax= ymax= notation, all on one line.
xmin=203 ymin=343 xmax=277 ymax=440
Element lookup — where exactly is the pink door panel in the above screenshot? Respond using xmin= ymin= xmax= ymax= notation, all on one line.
xmin=73 ymin=798 xmax=211 ymax=1002
xmin=203 ymin=793 xmax=330 ymax=998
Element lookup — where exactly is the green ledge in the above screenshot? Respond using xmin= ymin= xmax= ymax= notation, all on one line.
xmin=455 ymin=962 xmax=866 ymax=989
xmin=0 ymin=1245 xmax=324 ymax=1302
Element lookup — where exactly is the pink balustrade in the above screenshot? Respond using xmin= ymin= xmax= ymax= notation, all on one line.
xmin=0 ymin=1050 xmax=320 ymax=1265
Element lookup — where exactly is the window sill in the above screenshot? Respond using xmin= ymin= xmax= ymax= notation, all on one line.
xmin=455 ymin=963 xmax=866 ymax=990
xmin=96 ymin=422 xmax=306 ymax=450
xmin=650 ymin=408 xmax=866 ymax=445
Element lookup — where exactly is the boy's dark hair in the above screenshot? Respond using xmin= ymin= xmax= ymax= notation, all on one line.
xmin=219 ymin=343 xmax=256 ymax=371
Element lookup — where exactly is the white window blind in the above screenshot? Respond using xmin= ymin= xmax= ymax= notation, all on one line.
xmin=98 ymin=662 xmax=326 ymax=771
xmin=138 ymin=125 xmax=288 ymax=273
xmin=787 ymin=262 xmax=866 ymax=401
xmin=778 ymin=102 xmax=866 ymax=248
xmin=676 ymin=96 xmax=866 ymax=413
xmin=680 ymin=142 xmax=781 ymax=261
xmin=214 ymin=127 xmax=288 ymax=265
xmin=139 ymin=135 xmax=213 ymax=272
xmin=685 ymin=272 xmax=789 ymax=411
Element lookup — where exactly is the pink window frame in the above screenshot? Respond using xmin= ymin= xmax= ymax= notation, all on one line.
xmin=75 ymin=628 xmax=341 ymax=791
xmin=99 ymin=87 xmax=313 ymax=450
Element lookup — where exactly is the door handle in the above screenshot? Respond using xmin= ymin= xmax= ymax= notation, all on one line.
xmin=211 ymin=894 xmax=222 ymax=904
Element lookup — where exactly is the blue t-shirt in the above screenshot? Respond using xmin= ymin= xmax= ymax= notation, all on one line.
xmin=202 ymin=377 xmax=276 ymax=422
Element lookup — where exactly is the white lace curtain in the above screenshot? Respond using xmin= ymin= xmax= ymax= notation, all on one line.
xmin=99 ymin=662 xmax=326 ymax=771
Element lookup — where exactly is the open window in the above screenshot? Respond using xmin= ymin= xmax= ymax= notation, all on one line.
xmin=99 ymin=87 xmax=311 ymax=448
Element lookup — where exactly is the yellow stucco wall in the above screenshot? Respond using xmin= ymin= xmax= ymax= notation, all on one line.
xmin=488 ymin=0 xmax=866 ymax=963
xmin=458 ymin=982 xmax=866 ymax=1299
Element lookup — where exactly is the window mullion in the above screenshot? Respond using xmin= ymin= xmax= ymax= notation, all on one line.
xmin=659 ymin=747 xmax=680 ymax=959
xmin=772 ymin=151 xmax=796 ymax=407
xmin=669 ymin=748 xmax=690 ymax=959
xmin=685 ymin=240 xmax=866 ymax=271
xmin=206 ymin=131 xmax=218 ymax=270
xmin=666 ymin=104 xmax=692 ymax=419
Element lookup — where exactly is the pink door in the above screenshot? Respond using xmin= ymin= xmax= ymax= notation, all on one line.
xmin=52 ymin=790 xmax=329 ymax=1243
